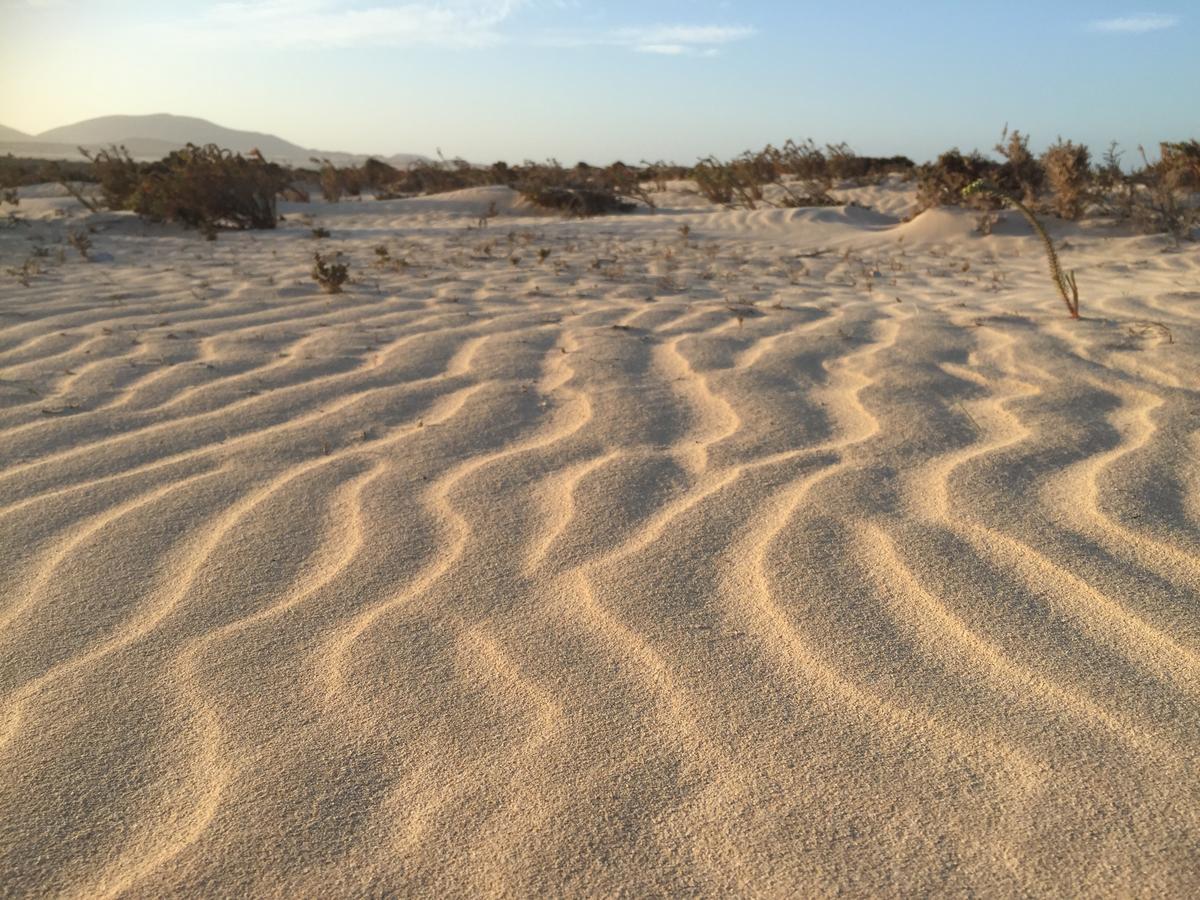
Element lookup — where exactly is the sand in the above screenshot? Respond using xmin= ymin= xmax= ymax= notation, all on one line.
xmin=1 ymin=179 xmax=1199 ymax=897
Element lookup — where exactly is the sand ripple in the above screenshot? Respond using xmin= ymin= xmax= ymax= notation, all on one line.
xmin=2 ymin=194 xmax=1199 ymax=896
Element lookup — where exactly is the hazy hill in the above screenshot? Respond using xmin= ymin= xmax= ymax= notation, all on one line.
xmin=36 ymin=114 xmax=313 ymax=160
xmin=0 ymin=124 xmax=32 ymax=142
xmin=0 ymin=114 xmax=425 ymax=167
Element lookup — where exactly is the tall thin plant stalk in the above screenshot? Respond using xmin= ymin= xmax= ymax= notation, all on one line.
xmin=964 ymin=179 xmax=1080 ymax=319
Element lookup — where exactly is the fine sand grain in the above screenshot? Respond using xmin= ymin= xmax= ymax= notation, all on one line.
xmin=2 ymin=181 xmax=1199 ymax=896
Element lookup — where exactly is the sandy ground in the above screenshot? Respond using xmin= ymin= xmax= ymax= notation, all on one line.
xmin=1 ymin=180 xmax=1199 ymax=897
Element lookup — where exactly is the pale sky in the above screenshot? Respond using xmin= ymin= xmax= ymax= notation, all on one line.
xmin=1 ymin=1 xmax=1196 ymax=163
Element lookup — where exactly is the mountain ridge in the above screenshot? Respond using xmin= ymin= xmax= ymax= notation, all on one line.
xmin=0 ymin=113 xmax=426 ymax=167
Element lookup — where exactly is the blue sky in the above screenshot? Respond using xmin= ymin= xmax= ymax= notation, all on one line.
xmin=1 ymin=1 xmax=1196 ymax=163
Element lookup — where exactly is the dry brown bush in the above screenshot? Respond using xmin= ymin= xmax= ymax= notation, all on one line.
xmin=917 ymin=150 xmax=1003 ymax=211
xmin=514 ymin=161 xmax=638 ymax=217
xmin=994 ymin=128 xmax=1044 ymax=204
xmin=312 ymin=252 xmax=349 ymax=293
xmin=88 ymin=144 xmax=288 ymax=234
xmin=1129 ymin=142 xmax=1200 ymax=239
xmin=1042 ymin=139 xmax=1091 ymax=220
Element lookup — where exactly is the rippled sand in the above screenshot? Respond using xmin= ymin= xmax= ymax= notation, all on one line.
xmin=2 ymin=181 xmax=1198 ymax=896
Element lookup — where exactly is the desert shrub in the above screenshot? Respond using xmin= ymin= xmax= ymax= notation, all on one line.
xmin=1159 ymin=140 xmax=1200 ymax=191
xmin=81 ymin=146 xmax=143 ymax=209
xmin=693 ymin=139 xmax=908 ymax=208
xmin=917 ymin=149 xmax=1003 ymax=211
xmin=1041 ymin=139 xmax=1092 ymax=220
xmin=514 ymin=159 xmax=659 ymax=216
xmin=777 ymin=188 xmax=839 ymax=208
xmin=312 ymin=252 xmax=349 ymax=293
xmin=994 ymin=128 xmax=1044 ymax=204
xmin=1089 ymin=141 xmax=1196 ymax=238
xmin=524 ymin=186 xmax=634 ymax=216
xmin=596 ymin=161 xmax=656 ymax=209
xmin=824 ymin=143 xmax=859 ymax=181
xmin=95 ymin=144 xmax=288 ymax=233
xmin=360 ymin=158 xmax=400 ymax=191
xmin=381 ymin=156 xmax=496 ymax=196
xmin=1093 ymin=142 xmax=1137 ymax=221
xmin=1 ymin=155 xmax=93 ymax=193
xmin=772 ymin=139 xmax=827 ymax=181
xmin=1129 ymin=142 xmax=1200 ymax=239
xmin=310 ymin=158 xmax=378 ymax=201
xmin=693 ymin=143 xmax=848 ymax=209
xmin=280 ymin=184 xmax=310 ymax=202
xmin=918 ymin=131 xmax=1047 ymax=212
xmin=824 ymin=142 xmax=915 ymax=182
xmin=692 ymin=152 xmax=777 ymax=208
xmin=515 ymin=161 xmax=637 ymax=217
xmin=314 ymin=159 xmax=345 ymax=202
xmin=691 ymin=157 xmax=736 ymax=204
xmin=1094 ymin=142 xmax=1125 ymax=191
xmin=639 ymin=160 xmax=689 ymax=191
xmin=768 ymin=141 xmax=836 ymax=204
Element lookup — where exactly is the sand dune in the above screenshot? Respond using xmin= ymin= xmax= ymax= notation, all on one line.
xmin=2 ymin=183 xmax=1199 ymax=896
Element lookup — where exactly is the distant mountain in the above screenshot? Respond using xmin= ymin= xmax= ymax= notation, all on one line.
xmin=37 ymin=114 xmax=316 ymax=161
xmin=0 ymin=113 xmax=426 ymax=167
xmin=0 ymin=124 xmax=32 ymax=142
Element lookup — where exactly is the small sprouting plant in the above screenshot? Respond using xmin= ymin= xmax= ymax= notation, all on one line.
xmin=312 ymin=252 xmax=349 ymax=294
xmin=311 ymin=226 xmax=331 ymax=239
xmin=963 ymin=179 xmax=1079 ymax=319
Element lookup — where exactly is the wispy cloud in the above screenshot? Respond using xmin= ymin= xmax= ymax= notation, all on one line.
xmin=159 ymin=2 xmax=754 ymax=54
xmin=1089 ymin=13 xmax=1179 ymax=33
xmin=614 ymin=24 xmax=755 ymax=55
xmin=186 ymin=0 xmax=528 ymax=48
xmin=535 ymin=22 xmax=755 ymax=55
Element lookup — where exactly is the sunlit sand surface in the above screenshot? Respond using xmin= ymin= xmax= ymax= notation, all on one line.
xmin=2 ymin=180 xmax=1198 ymax=896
